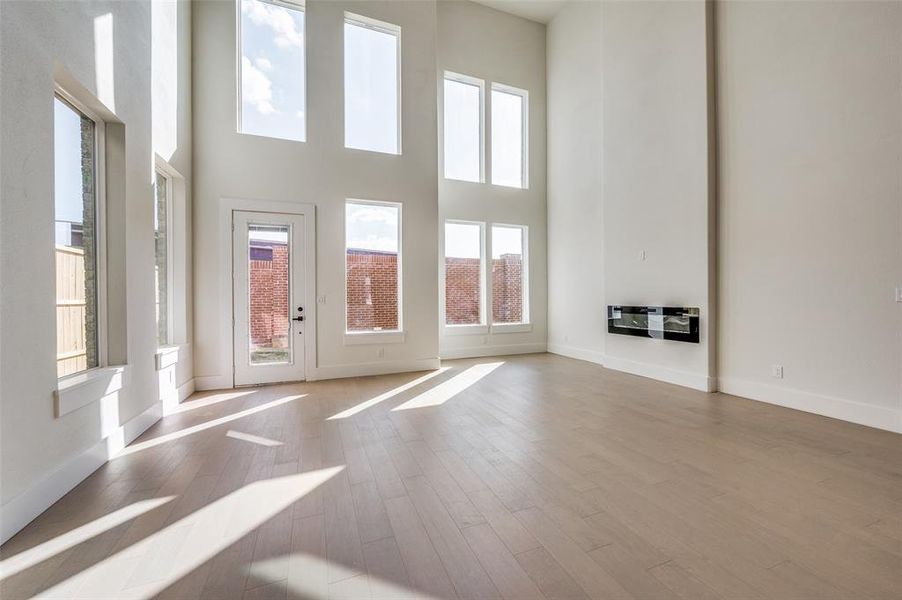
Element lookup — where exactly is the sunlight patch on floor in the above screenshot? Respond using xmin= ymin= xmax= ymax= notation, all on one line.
xmin=327 ymin=368 xmax=452 ymax=420
xmin=169 ymin=390 xmax=256 ymax=414
xmin=226 ymin=430 xmax=283 ymax=447
xmin=37 ymin=467 xmax=344 ymax=598
xmin=391 ymin=362 xmax=503 ymax=411
xmin=117 ymin=394 xmax=306 ymax=457
xmin=249 ymin=553 xmax=429 ymax=599
xmin=0 ymin=497 xmax=174 ymax=581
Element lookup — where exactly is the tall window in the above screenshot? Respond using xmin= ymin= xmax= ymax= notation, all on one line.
xmin=154 ymin=170 xmax=170 ymax=346
xmin=346 ymin=201 xmax=401 ymax=332
xmin=443 ymin=73 xmax=482 ymax=183
xmin=54 ymin=95 xmax=100 ymax=377
xmin=344 ymin=14 xmax=400 ymax=154
xmin=491 ymin=84 xmax=527 ymax=189
xmin=444 ymin=222 xmax=484 ymax=325
xmin=491 ymin=225 xmax=527 ymax=324
xmin=238 ymin=0 xmax=306 ymax=142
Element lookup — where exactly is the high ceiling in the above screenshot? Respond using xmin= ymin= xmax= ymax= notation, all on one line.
xmin=468 ymin=0 xmax=567 ymax=24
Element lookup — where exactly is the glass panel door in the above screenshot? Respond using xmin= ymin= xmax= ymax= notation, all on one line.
xmin=233 ymin=211 xmax=306 ymax=385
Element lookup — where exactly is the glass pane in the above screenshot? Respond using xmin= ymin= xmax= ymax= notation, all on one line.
xmin=445 ymin=222 xmax=482 ymax=325
xmin=344 ymin=18 xmax=399 ymax=154
xmin=248 ymin=224 xmax=292 ymax=364
xmin=491 ymin=88 xmax=524 ymax=188
xmin=345 ymin=202 xmax=400 ymax=331
xmin=54 ymin=97 xmax=98 ymax=377
xmin=154 ymin=171 xmax=169 ymax=346
xmin=239 ymin=0 xmax=305 ymax=141
xmin=492 ymin=226 xmax=524 ymax=324
xmin=444 ymin=78 xmax=481 ymax=182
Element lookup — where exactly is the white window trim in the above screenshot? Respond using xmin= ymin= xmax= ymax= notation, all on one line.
xmin=344 ymin=199 xmax=404 ymax=340
xmin=153 ymin=165 xmax=175 ymax=348
xmin=489 ymin=222 xmax=530 ymax=328
xmin=442 ymin=71 xmax=485 ymax=184
xmin=442 ymin=219 xmax=486 ymax=332
xmin=343 ymin=12 xmax=402 ymax=156
xmin=490 ymin=82 xmax=529 ymax=190
xmin=236 ymin=0 xmax=307 ymax=142
xmin=54 ymin=86 xmax=108 ymax=380
xmin=154 ymin=156 xmax=190 ymax=349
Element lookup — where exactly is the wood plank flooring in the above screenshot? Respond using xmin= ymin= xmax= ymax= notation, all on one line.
xmin=1 ymin=353 xmax=900 ymax=599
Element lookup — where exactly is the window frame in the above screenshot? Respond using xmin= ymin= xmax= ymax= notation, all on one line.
xmin=53 ymin=86 xmax=108 ymax=380
xmin=236 ymin=0 xmax=307 ymax=142
xmin=343 ymin=199 xmax=404 ymax=343
xmin=489 ymin=222 xmax=530 ymax=330
xmin=442 ymin=71 xmax=485 ymax=184
xmin=153 ymin=166 xmax=175 ymax=348
xmin=343 ymin=12 xmax=402 ymax=156
xmin=490 ymin=82 xmax=529 ymax=190
xmin=442 ymin=219 xmax=487 ymax=334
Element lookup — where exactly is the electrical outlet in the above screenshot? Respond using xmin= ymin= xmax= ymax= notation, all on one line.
xmin=771 ymin=365 xmax=784 ymax=379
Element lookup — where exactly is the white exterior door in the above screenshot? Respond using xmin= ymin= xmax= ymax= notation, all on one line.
xmin=233 ymin=210 xmax=306 ymax=386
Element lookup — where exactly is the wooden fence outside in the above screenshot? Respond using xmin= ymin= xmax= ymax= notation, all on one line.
xmin=56 ymin=246 xmax=88 ymax=376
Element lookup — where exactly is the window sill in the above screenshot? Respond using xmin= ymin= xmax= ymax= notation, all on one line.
xmin=491 ymin=322 xmax=532 ymax=334
xmin=344 ymin=331 xmax=406 ymax=345
xmin=444 ymin=324 xmax=488 ymax=336
xmin=54 ymin=365 xmax=129 ymax=418
xmin=155 ymin=345 xmax=181 ymax=371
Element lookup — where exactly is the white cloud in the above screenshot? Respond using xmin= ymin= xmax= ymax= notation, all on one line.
xmin=241 ymin=56 xmax=275 ymax=115
xmin=242 ymin=0 xmax=304 ymax=50
xmin=254 ymin=56 xmax=272 ymax=71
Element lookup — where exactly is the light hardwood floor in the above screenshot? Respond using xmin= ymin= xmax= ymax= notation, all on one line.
xmin=1 ymin=353 xmax=901 ymax=599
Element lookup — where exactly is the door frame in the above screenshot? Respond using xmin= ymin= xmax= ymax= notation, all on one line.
xmin=218 ymin=198 xmax=317 ymax=388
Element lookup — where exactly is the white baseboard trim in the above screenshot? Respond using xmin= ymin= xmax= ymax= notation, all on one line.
xmin=547 ymin=342 xmax=605 ymax=366
xmin=719 ymin=377 xmax=902 ymax=434
xmin=440 ymin=343 xmax=547 ymax=360
xmin=0 ymin=401 xmax=162 ymax=545
xmin=194 ymin=374 xmax=233 ymax=391
xmin=177 ymin=377 xmax=196 ymax=402
xmin=311 ymin=358 xmax=442 ymax=381
xmin=604 ymin=355 xmax=715 ymax=392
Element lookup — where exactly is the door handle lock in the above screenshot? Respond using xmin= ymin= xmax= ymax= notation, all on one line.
xmin=292 ymin=316 xmax=304 ymax=322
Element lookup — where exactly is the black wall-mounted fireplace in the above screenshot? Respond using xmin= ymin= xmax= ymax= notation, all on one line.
xmin=607 ymin=306 xmax=700 ymax=343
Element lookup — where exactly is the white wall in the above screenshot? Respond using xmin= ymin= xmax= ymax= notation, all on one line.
xmin=546 ymin=0 xmax=605 ymax=365
xmin=547 ymin=0 xmax=901 ymax=431
xmin=0 ymin=0 xmax=193 ymax=542
xmin=717 ymin=1 xmax=902 ymax=432
xmin=602 ymin=0 xmax=715 ymax=391
xmin=437 ymin=0 xmax=548 ymax=359
xmin=192 ymin=0 xmax=440 ymax=385
xmin=547 ymin=0 xmax=715 ymax=391
xmin=153 ymin=0 xmax=194 ymax=401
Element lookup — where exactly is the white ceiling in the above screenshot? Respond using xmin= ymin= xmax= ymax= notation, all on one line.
xmin=469 ymin=0 xmax=567 ymax=24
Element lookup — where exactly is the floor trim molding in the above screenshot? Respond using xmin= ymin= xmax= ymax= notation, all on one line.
xmin=0 ymin=401 xmax=162 ymax=545
xmin=177 ymin=377 xmax=196 ymax=402
xmin=719 ymin=377 xmax=902 ymax=434
xmin=440 ymin=343 xmax=546 ymax=360
xmin=547 ymin=342 xmax=605 ymax=366
xmin=602 ymin=355 xmax=715 ymax=392
xmin=311 ymin=358 xmax=442 ymax=381
xmin=195 ymin=374 xmax=233 ymax=391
